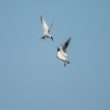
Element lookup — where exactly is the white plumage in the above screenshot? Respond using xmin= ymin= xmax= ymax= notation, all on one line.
xmin=40 ymin=16 xmax=54 ymax=40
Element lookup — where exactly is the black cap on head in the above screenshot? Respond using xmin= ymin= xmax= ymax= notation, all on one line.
xmin=57 ymin=47 xmax=60 ymax=51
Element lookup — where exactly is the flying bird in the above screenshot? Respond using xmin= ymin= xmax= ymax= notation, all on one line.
xmin=40 ymin=16 xmax=54 ymax=40
xmin=57 ymin=38 xmax=71 ymax=66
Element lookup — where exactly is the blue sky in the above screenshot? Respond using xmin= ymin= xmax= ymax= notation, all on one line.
xmin=0 ymin=0 xmax=110 ymax=110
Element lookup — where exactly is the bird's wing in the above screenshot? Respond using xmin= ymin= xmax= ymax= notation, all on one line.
xmin=48 ymin=23 xmax=53 ymax=32
xmin=48 ymin=20 xmax=55 ymax=32
xmin=40 ymin=16 xmax=49 ymax=31
xmin=61 ymin=38 xmax=71 ymax=52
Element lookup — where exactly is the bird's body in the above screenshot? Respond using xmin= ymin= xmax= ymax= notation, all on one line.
xmin=42 ymin=31 xmax=51 ymax=39
xmin=60 ymin=48 xmax=67 ymax=57
xmin=40 ymin=16 xmax=53 ymax=40
xmin=57 ymin=38 xmax=71 ymax=66
xmin=57 ymin=51 xmax=67 ymax=61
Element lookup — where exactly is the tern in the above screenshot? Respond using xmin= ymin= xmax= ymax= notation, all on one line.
xmin=40 ymin=16 xmax=54 ymax=40
xmin=57 ymin=38 xmax=71 ymax=66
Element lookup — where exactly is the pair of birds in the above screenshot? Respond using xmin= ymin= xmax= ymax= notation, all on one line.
xmin=40 ymin=16 xmax=71 ymax=66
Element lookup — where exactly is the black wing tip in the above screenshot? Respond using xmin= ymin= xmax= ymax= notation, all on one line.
xmin=40 ymin=16 xmax=43 ymax=22
xmin=65 ymin=37 xmax=71 ymax=46
xmin=40 ymin=15 xmax=43 ymax=18
xmin=65 ymin=37 xmax=71 ymax=44
xmin=40 ymin=16 xmax=42 ymax=19
xmin=67 ymin=37 xmax=71 ymax=42
xmin=62 ymin=37 xmax=71 ymax=49
xmin=40 ymin=16 xmax=42 ymax=23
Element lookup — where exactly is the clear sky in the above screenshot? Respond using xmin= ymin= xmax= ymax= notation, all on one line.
xmin=0 ymin=0 xmax=110 ymax=110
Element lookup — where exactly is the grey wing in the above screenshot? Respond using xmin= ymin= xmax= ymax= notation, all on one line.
xmin=40 ymin=16 xmax=49 ymax=31
xmin=48 ymin=20 xmax=55 ymax=32
xmin=61 ymin=38 xmax=71 ymax=52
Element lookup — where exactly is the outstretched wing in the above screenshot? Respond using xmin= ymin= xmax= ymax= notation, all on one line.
xmin=48 ymin=20 xmax=55 ymax=32
xmin=61 ymin=38 xmax=71 ymax=52
xmin=40 ymin=16 xmax=49 ymax=31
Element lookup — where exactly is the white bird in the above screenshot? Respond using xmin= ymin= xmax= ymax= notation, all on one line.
xmin=40 ymin=16 xmax=54 ymax=40
xmin=57 ymin=38 xmax=71 ymax=66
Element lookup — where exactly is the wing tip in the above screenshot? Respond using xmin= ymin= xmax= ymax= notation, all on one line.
xmin=66 ymin=37 xmax=71 ymax=44
xmin=68 ymin=37 xmax=71 ymax=42
xmin=40 ymin=16 xmax=42 ymax=20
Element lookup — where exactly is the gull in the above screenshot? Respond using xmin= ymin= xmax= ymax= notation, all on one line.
xmin=40 ymin=16 xmax=54 ymax=40
xmin=57 ymin=38 xmax=71 ymax=66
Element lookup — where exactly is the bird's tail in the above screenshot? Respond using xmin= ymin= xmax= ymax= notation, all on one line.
xmin=66 ymin=60 xmax=70 ymax=64
xmin=64 ymin=60 xmax=70 ymax=67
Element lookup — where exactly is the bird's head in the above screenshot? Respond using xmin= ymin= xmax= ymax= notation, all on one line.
xmin=57 ymin=47 xmax=60 ymax=51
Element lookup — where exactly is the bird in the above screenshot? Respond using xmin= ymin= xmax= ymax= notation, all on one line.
xmin=57 ymin=38 xmax=71 ymax=66
xmin=40 ymin=16 xmax=54 ymax=40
